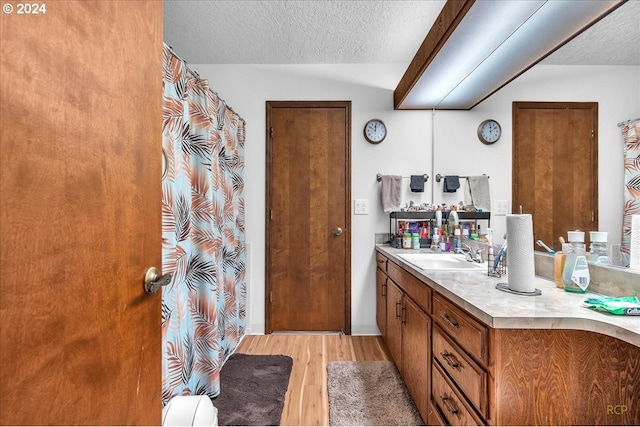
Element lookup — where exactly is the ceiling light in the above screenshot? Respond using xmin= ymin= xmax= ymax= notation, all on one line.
xmin=395 ymin=0 xmax=626 ymax=110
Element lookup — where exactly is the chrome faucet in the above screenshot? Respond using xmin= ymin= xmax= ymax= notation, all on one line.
xmin=458 ymin=243 xmax=484 ymax=263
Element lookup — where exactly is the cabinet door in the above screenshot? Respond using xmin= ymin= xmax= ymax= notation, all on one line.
xmin=386 ymin=279 xmax=403 ymax=371
xmin=402 ymin=296 xmax=431 ymax=423
xmin=376 ymin=268 xmax=387 ymax=338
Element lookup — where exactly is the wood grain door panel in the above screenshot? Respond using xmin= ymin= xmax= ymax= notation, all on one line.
xmin=513 ymin=102 xmax=598 ymax=250
xmin=0 ymin=2 xmax=162 ymax=425
xmin=266 ymin=101 xmax=351 ymax=333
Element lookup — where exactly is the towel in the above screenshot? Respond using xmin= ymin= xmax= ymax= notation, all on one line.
xmin=464 ymin=176 xmax=491 ymax=211
xmin=410 ymin=175 xmax=424 ymax=192
xmin=443 ymin=175 xmax=460 ymax=193
xmin=381 ymin=175 xmax=402 ymax=213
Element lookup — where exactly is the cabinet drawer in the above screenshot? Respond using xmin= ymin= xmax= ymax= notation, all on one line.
xmin=433 ymin=324 xmax=488 ymax=417
xmin=375 ymin=252 xmax=388 ymax=272
xmin=433 ymin=293 xmax=488 ymax=364
xmin=387 ymin=260 xmax=431 ymax=313
xmin=432 ymin=362 xmax=484 ymax=426
xmin=427 ymin=399 xmax=447 ymax=426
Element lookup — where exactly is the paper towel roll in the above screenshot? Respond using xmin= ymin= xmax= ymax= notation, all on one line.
xmin=506 ymin=214 xmax=536 ymax=293
xmin=162 ymin=395 xmax=218 ymax=427
xmin=630 ymin=215 xmax=640 ymax=271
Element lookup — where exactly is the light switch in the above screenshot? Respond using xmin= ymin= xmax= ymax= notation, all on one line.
xmin=354 ymin=199 xmax=369 ymax=215
xmin=495 ymin=200 xmax=509 ymax=216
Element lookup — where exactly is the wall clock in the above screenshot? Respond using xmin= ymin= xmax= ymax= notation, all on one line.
xmin=477 ymin=119 xmax=501 ymax=144
xmin=364 ymin=119 xmax=387 ymax=144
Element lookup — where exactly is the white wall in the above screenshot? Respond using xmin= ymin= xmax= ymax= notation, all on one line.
xmin=193 ymin=62 xmax=639 ymax=335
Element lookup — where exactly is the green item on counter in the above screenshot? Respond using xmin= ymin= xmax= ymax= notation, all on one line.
xmin=583 ymin=296 xmax=640 ymax=316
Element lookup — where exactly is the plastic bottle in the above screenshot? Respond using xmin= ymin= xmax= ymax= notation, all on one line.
xmin=589 ymin=231 xmax=609 ymax=264
xmin=435 ymin=206 xmax=442 ymax=227
xmin=453 ymin=228 xmax=461 ymax=252
xmin=411 ymin=233 xmax=420 ymax=250
xmin=403 ymin=232 xmax=412 ymax=249
xmin=562 ymin=231 xmax=590 ymax=293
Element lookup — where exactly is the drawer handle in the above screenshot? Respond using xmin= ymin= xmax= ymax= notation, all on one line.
xmin=441 ymin=351 xmax=461 ymax=371
xmin=441 ymin=394 xmax=460 ymax=417
xmin=401 ymin=306 xmax=406 ymax=324
xmin=377 ymin=259 xmax=386 ymax=264
xmin=382 ymin=279 xmax=387 ymax=297
xmin=396 ymin=301 xmax=402 ymax=319
xmin=441 ymin=313 xmax=460 ymax=329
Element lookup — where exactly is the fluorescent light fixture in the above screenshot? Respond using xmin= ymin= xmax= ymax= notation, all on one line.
xmin=396 ymin=0 xmax=625 ymax=110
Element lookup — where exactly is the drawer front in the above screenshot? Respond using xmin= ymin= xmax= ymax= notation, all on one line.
xmin=433 ymin=293 xmax=488 ymax=364
xmin=432 ymin=362 xmax=483 ymax=426
xmin=427 ymin=399 xmax=447 ymax=426
xmin=433 ymin=324 xmax=488 ymax=417
xmin=375 ymin=252 xmax=388 ymax=273
xmin=387 ymin=260 xmax=431 ymax=313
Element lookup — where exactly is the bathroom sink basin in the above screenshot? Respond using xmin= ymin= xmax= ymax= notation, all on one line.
xmin=396 ymin=253 xmax=487 ymax=271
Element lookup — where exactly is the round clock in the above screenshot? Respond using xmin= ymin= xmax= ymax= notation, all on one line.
xmin=477 ymin=119 xmax=501 ymax=144
xmin=364 ymin=119 xmax=387 ymax=144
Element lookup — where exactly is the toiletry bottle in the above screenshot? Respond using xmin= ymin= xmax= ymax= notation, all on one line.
xmin=435 ymin=206 xmax=442 ymax=227
xmin=562 ymin=231 xmax=590 ymax=293
xmin=403 ymin=232 xmax=412 ymax=249
xmin=411 ymin=233 xmax=420 ymax=250
xmin=554 ymin=245 xmax=568 ymax=288
xmin=453 ymin=228 xmax=461 ymax=252
xmin=589 ymin=231 xmax=609 ymax=264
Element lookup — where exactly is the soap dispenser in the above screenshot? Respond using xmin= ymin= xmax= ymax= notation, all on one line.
xmin=562 ymin=231 xmax=590 ymax=293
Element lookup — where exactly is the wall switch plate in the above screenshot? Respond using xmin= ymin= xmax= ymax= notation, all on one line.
xmin=495 ymin=200 xmax=509 ymax=216
xmin=354 ymin=199 xmax=369 ymax=215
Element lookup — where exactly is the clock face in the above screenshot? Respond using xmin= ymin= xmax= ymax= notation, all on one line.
xmin=364 ymin=119 xmax=386 ymax=144
xmin=478 ymin=119 xmax=501 ymax=144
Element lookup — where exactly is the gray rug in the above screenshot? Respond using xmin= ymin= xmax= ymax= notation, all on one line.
xmin=213 ymin=354 xmax=293 ymax=426
xmin=327 ymin=361 xmax=424 ymax=426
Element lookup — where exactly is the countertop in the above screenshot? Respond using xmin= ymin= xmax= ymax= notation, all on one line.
xmin=376 ymin=245 xmax=640 ymax=347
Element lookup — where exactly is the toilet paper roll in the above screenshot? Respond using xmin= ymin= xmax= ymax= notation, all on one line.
xmin=630 ymin=215 xmax=640 ymax=271
xmin=162 ymin=395 xmax=218 ymax=427
xmin=506 ymin=214 xmax=536 ymax=293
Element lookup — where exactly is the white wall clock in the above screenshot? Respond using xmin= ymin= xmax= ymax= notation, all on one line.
xmin=364 ymin=119 xmax=387 ymax=144
xmin=477 ymin=119 xmax=501 ymax=144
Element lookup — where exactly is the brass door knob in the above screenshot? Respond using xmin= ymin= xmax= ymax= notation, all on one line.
xmin=332 ymin=227 xmax=343 ymax=236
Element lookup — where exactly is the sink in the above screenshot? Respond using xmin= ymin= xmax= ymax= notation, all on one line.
xmin=396 ymin=253 xmax=487 ymax=271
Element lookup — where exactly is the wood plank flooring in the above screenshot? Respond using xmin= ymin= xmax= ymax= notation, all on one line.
xmin=234 ymin=334 xmax=392 ymax=426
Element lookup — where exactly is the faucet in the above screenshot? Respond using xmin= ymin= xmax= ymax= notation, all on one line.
xmin=458 ymin=243 xmax=484 ymax=263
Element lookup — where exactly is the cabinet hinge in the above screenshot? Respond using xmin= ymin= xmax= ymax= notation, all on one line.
xmin=591 ymin=211 xmax=595 ymax=222
xmin=270 ymin=291 xmax=273 ymax=304
xmin=270 ymin=127 xmax=273 ymax=137
xmin=270 ymin=209 xmax=273 ymax=220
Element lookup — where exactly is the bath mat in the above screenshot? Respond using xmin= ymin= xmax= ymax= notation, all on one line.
xmin=213 ymin=353 xmax=293 ymax=426
xmin=327 ymin=361 xmax=424 ymax=426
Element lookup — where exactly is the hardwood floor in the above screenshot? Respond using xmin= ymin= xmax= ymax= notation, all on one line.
xmin=235 ymin=334 xmax=392 ymax=426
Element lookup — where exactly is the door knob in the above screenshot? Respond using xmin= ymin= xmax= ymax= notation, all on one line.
xmin=332 ymin=227 xmax=343 ymax=236
xmin=144 ymin=267 xmax=172 ymax=294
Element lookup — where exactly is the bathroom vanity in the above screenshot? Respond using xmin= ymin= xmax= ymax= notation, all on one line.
xmin=375 ymin=245 xmax=639 ymax=426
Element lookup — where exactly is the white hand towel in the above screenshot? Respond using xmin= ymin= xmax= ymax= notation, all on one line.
xmin=381 ymin=175 xmax=402 ymax=213
xmin=465 ymin=176 xmax=491 ymax=211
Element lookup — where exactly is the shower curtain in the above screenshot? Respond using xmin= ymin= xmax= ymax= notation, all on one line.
xmin=620 ymin=119 xmax=640 ymax=267
xmin=161 ymin=44 xmax=246 ymax=402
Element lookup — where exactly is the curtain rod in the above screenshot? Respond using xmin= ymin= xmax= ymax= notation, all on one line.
xmin=617 ymin=118 xmax=640 ymax=127
xmin=165 ymin=44 xmax=246 ymax=126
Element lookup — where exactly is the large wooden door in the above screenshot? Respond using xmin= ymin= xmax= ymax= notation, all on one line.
xmin=0 ymin=2 xmax=163 ymax=425
xmin=513 ymin=102 xmax=598 ymax=250
xmin=266 ymin=101 xmax=351 ymax=333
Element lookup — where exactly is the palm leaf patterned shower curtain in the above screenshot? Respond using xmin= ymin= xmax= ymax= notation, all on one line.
xmin=161 ymin=44 xmax=246 ymax=402
xmin=621 ymin=119 xmax=640 ymax=267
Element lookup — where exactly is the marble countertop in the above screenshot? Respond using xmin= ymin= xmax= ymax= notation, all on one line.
xmin=376 ymin=245 xmax=640 ymax=347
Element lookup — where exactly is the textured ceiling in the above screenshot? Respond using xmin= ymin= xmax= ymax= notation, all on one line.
xmin=163 ymin=0 xmax=640 ymax=66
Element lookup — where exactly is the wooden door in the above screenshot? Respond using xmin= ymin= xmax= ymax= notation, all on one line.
xmin=513 ymin=102 xmax=598 ymax=250
xmin=266 ymin=101 xmax=351 ymax=333
xmin=0 ymin=2 xmax=163 ymax=425
xmin=402 ymin=296 xmax=431 ymax=423
xmin=385 ymin=280 xmax=404 ymax=371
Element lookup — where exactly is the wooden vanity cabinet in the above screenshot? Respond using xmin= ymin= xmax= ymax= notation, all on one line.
xmin=377 ymin=256 xmax=431 ymax=422
xmin=375 ymin=249 xmax=639 ymax=425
